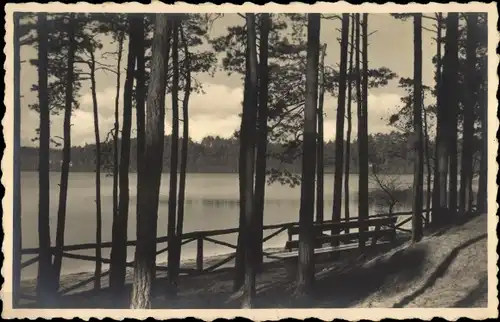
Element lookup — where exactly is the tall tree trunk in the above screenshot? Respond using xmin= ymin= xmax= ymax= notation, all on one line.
xmin=254 ymin=13 xmax=270 ymax=271
xmin=13 ymin=12 xmax=22 ymax=307
xmin=167 ymin=17 xmax=180 ymax=296
xmin=354 ymin=14 xmax=362 ymax=230
xmin=110 ymin=16 xmax=137 ymax=294
xmin=89 ymin=49 xmax=103 ymax=290
xmin=234 ymin=67 xmax=250 ymax=292
xmin=445 ymin=13 xmax=459 ymax=218
xmin=476 ymin=24 xmax=487 ymax=214
xmin=316 ymin=44 xmax=326 ymax=225
xmin=112 ymin=30 xmax=124 ymax=250
xmin=241 ymin=13 xmax=259 ymax=308
xmin=358 ymin=14 xmax=369 ymax=248
xmin=295 ymin=13 xmax=320 ymax=296
xmin=423 ymin=106 xmax=432 ymax=226
xmin=432 ymin=13 xmax=448 ymax=226
xmin=36 ymin=12 xmax=54 ymax=306
xmin=459 ymin=13 xmax=477 ymax=215
xmin=135 ymin=15 xmax=147 ymax=277
xmin=53 ymin=13 xmax=76 ymax=289
xmin=174 ymin=24 xmax=191 ymax=289
xmin=130 ymin=13 xmax=169 ymax=309
xmin=477 ymin=105 xmax=487 ymax=213
xmin=153 ymin=20 xmax=173 ymax=285
xmin=412 ymin=13 xmax=424 ymax=243
xmin=344 ymin=14 xmax=355 ymax=234
xmin=331 ymin=14 xmax=350 ymax=245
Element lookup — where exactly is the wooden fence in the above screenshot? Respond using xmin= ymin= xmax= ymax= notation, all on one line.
xmin=17 ymin=208 xmax=429 ymax=301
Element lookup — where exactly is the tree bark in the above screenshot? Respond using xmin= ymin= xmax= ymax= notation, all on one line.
xmin=254 ymin=13 xmax=270 ymax=271
xmin=174 ymin=24 xmax=192 ymax=288
xmin=316 ymin=44 xmax=326 ymax=225
xmin=241 ymin=13 xmax=259 ymax=308
xmin=423 ymin=106 xmax=432 ymax=226
xmin=13 ymin=12 xmax=22 ymax=307
xmin=53 ymin=13 xmax=76 ymax=290
xmin=477 ymin=37 xmax=487 ymax=214
xmin=359 ymin=13 xmax=369 ymax=248
xmin=412 ymin=13 xmax=424 ymax=243
xmin=135 ymin=15 xmax=147 ymax=277
xmin=331 ymin=14 xmax=350 ymax=245
xmin=110 ymin=16 xmax=137 ymax=294
xmin=131 ymin=13 xmax=169 ymax=309
xmin=167 ymin=17 xmax=180 ymax=296
xmin=344 ymin=14 xmax=355 ymax=234
xmin=112 ymin=30 xmax=124 ymax=250
xmin=431 ymin=13 xmax=448 ymax=226
xmin=89 ymin=48 xmax=102 ymax=290
xmin=234 ymin=68 xmax=250 ymax=293
xmin=295 ymin=13 xmax=320 ymax=296
xmin=446 ymin=13 xmax=459 ymax=218
xmin=459 ymin=13 xmax=478 ymax=215
xmin=354 ymin=14 xmax=362 ymax=232
xmin=153 ymin=20 xmax=173 ymax=284
xmin=36 ymin=12 xmax=55 ymax=307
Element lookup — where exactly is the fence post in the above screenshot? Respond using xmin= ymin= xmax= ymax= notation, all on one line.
xmin=196 ymin=237 xmax=203 ymax=272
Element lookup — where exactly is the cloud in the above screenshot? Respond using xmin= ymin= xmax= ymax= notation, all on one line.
xmin=182 ymin=83 xmax=244 ymax=119
xmin=80 ymin=87 xmax=121 ymax=119
xmin=321 ymin=92 xmax=402 ymax=140
xmin=21 ymin=79 xmax=402 ymax=147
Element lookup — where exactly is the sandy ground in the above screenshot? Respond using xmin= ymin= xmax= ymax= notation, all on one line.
xmin=18 ymin=213 xmax=488 ymax=309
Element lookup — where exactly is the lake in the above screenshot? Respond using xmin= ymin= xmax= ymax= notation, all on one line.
xmin=20 ymin=171 xmax=420 ymax=279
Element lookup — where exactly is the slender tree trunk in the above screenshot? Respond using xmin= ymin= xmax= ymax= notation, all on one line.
xmin=36 ymin=12 xmax=54 ymax=306
xmin=153 ymin=20 xmax=172 ymax=284
xmin=254 ymin=13 xmax=270 ymax=271
xmin=477 ymin=111 xmax=487 ymax=213
xmin=13 ymin=12 xmax=22 ymax=307
xmin=412 ymin=13 xmax=424 ymax=243
xmin=53 ymin=13 xmax=76 ymax=290
xmin=358 ymin=14 xmax=369 ymax=248
xmin=112 ymin=30 xmax=124 ymax=246
xmin=432 ymin=13 xmax=448 ymax=226
xmin=459 ymin=13 xmax=477 ymax=215
xmin=234 ymin=68 xmax=250 ymax=293
xmin=131 ymin=13 xmax=169 ymax=309
xmin=110 ymin=16 xmax=137 ymax=294
xmin=135 ymin=15 xmax=147 ymax=276
xmin=344 ymin=14 xmax=355 ymax=233
xmin=174 ymin=25 xmax=191 ymax=287
xmin=316 ymin=44 xmax=326 ymax=225
xmin=423 ymin=107 xmax=432 ymax=226
xmin=332 ymin=14 xmax=350 ymax=246
xmin=167 ymin=17 xmax=180 ymax=296
xmin=477 ymin=55 xmax=487 ymax=214
xmin=295 ymin=13 xmax=320 ymax=296
xmin=135 ymin=17 xmax=146 ymax=162
xmin=354 ymin=14 xmax=362 ymax=231
xmin=445 ymin=13 xmax=459 ymax=218
xmin=241 ymin=13 xmax=259 ymax=308
xmin=89 ymin=49 xmax=103 ymax=290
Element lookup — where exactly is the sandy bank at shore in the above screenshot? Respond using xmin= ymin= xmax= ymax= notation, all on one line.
xmin=17 ymin=213 xmax=489 ymax=310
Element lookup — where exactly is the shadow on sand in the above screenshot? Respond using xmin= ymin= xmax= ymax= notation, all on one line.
xmin=18 ymin=215 xmax=487 ymax=309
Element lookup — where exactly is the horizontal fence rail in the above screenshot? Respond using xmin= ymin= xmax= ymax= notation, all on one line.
xmin=17 ymin=208 xmax=444 ymax=301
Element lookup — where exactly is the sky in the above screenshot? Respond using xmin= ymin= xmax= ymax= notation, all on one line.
xmin=19 ymin=13 xmax=440 ymax=147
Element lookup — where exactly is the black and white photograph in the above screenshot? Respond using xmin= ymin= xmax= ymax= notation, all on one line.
xmin=2 ymin=2 xmax=498 ymax=319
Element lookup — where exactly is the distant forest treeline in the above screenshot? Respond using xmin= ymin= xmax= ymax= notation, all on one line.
xmin=20 ymin=131 xmax=433 ymax=174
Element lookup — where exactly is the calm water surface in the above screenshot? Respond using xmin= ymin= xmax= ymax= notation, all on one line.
xmin=20 ymin=171 xmax=420 ymax=278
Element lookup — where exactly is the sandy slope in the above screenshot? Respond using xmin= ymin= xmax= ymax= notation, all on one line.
xmin=18 ymin=213 xmax=489 ymax=309
xmin=319 ymin=213 xmax=489 ymax=308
